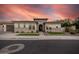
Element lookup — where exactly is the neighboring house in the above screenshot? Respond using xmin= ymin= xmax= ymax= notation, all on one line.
xmin=0 ymin=18 xmax=64 ymax=33
xmin=70 ymin=25 xmax=76 ymax=31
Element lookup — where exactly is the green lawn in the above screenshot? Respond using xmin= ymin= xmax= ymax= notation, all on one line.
xmin=48 ymin=32 xmax=64 ymax=35
xmin=17 ymin=33 xmax=39 ymax=36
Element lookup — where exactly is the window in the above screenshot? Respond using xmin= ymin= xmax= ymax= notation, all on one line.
xmin=20 ymin=23 xmax=24 ymax=28
xmin=15 ymin=23 xmax=19 ymax=28
xmin=56 ymin=26 xmax=58 ymax=28
xmin=29 ymin=25 xmax=31 ymax=30
xmin=24 ymin=24 xmax=26 ymax=28
xmin=25 ymin=24 xmax=28 ymax=28
xmin=46 ymin=26 xmax=48 ymax=30
xmin=49 ymin=27 xmax=52 ymax=30
xmin=33 ymin=25 xmax=35 ymax=30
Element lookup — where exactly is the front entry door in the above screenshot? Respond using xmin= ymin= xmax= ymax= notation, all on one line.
xmin=39 ymin=24 xmax=43 ymax=32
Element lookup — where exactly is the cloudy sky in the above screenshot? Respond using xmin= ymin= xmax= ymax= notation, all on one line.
xmin=0 ymin=4 xmax=79 ymax=21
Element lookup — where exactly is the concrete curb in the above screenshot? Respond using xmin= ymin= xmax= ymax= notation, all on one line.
xmin=0 ymin=36 xmax=79 ymax=40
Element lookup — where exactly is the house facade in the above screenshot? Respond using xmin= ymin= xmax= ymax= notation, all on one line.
xmin=0 ymin=18 xmax=64 ymax=33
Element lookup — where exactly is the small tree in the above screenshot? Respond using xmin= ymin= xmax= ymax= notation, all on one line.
xmin=61 ymin=19 xmax=71 ymax=32
xmin=74 ymin=17 xmax=79 ymax=33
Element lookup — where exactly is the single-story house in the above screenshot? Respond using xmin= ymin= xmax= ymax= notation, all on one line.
xmin=0 ymin=18 xmax=65 ymax=33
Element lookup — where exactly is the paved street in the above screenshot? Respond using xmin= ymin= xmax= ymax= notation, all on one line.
xmin=0 ymin=40 xmax=79 ymax=54
xmin=0 ymin=33 xmax=79 ymax=54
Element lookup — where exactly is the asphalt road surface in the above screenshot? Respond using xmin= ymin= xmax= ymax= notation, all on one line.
xmin=0 ymin=39 xmax=79 ymax=54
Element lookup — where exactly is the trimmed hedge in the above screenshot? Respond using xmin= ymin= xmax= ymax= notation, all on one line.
xmin=48 ymin=32 xmax=64 ymax=35
xmin=17 ymin=33 xmax=39 ymax=36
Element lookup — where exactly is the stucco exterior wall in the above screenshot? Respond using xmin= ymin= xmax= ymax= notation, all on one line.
xmin=71 ymin=26 xmax=76 ymax=30
xmin=14 ymin=22 xmax=37 ymax=33
xmin=45 ymin=23 xmax=64 ymax=32
xmin=0 ymin=21 xmax=65 ymax=33
xmin=0 ymin=25 xmax=3 ymax=32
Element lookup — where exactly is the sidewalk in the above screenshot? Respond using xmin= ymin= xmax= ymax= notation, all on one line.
xmin=0 ymin=33 xmax=79 ymax=40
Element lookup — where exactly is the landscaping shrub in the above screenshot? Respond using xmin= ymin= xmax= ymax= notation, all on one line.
xmin=16 ymin=31 xmax=19 ymax=33
xmin=31 ymin=31 xmax=34 ymax=33
xmin=69 ymin=30 xmax=76 ymax=34
xmin=21 ymin=31 xmax=24 ymax=33
xmin=76 ymin=29 xmax=79 ymax=33
xmin=17 ymin=33 xmax=39 ymax=36
xmin=48 ymin=32 xmax=64 ymax=35
xmin=36 ymin=31 xmax=38 ymax=33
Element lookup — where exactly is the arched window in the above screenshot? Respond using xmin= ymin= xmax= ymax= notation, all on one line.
xmin=29 ymin=25 xmax=31 ymax=30
xmin=24 ymin=24 xmax=26 ymax=28
xmin=25 ymin=24 xmax=29 ymax=29
xmin=46 ymin=26 xmax=48 ymax=30
xmin=33 ymin=25 xmax=35 ymax=30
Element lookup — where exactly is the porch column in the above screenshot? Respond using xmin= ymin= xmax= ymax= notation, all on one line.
xmin=36 ymin=22 xmax=39 ymax=32
xmin=3 ymin=24 xmax=6 ymax=32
